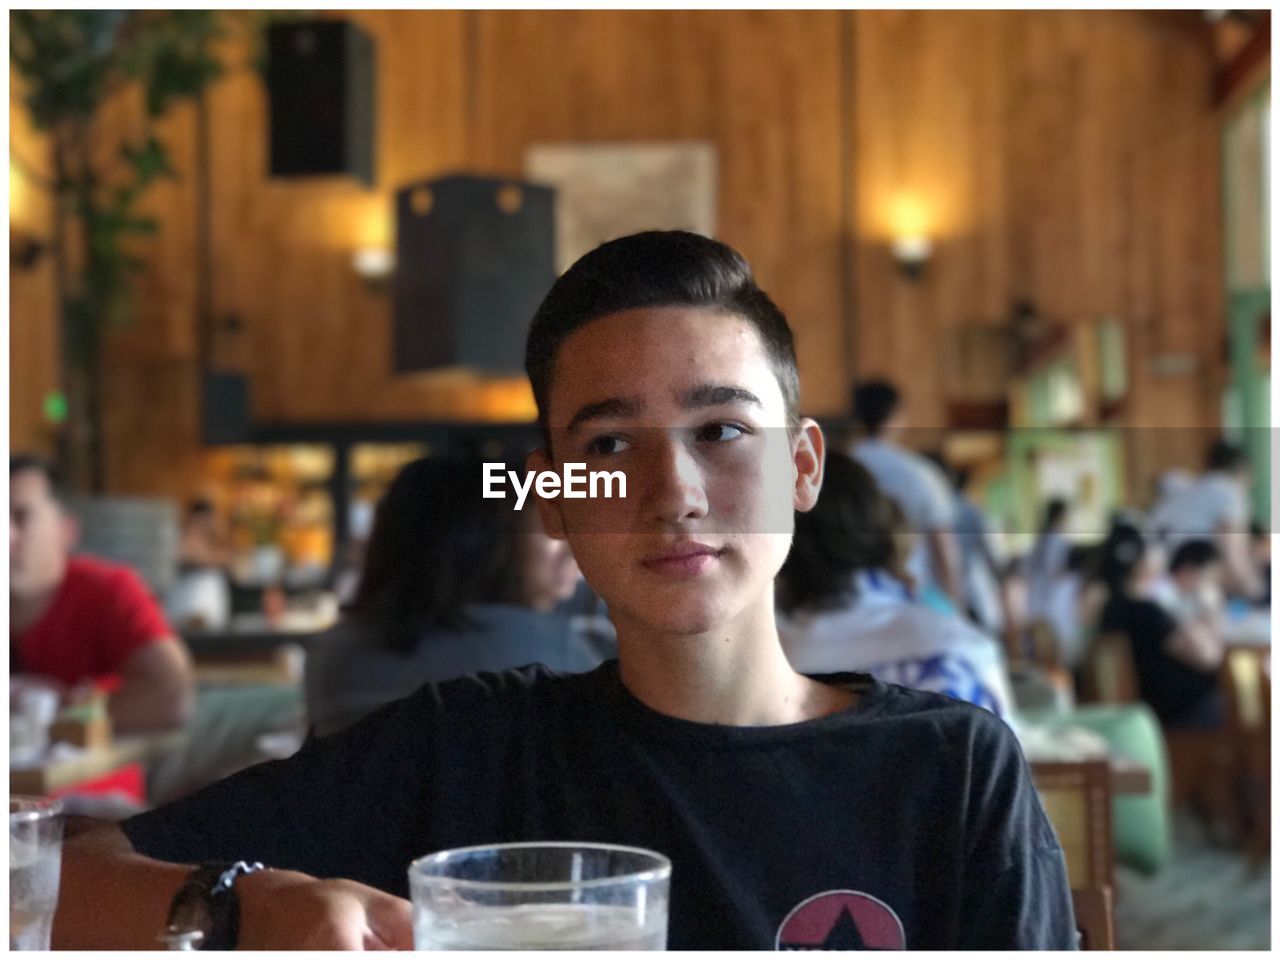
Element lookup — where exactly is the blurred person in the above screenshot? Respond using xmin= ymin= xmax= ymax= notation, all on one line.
xmin=166 ymin=498 xmax=233 ymax=632
xmin=1097 ymin=523 xmax=1224 ymax=729
xmin=849 ymin=379 xmax=964 ymax=607
xmin=10 ymin=455 xmax=195 ymax=733
xmin=778 ymin=451 xmax=1017 ymax=725
xmin=304 ymin=456 xmax=596 ymax=738
xmin=1148 ymin=439 xmax=1261 ymax=600
xmin=1149 ymin=540 xmax=1226 ymax=632
xmin=1248 ymin=519 xmax=1270 ymax=606
xmin=178 ymin=498 xmax=232 ymax=571
xmin=1040 ymin=545 xmax=1105 ymax=670
xmin=945 ymin=460 xmax=1007 ymax=634
xmin=57 ymin=232 xmax=1070 ymax=951
xmin=1024 ymin=498 xmax=1070 ymax=627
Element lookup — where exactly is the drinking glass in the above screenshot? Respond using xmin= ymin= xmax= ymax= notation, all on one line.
xmin=409 ymin=842 xmax=671 ymax=950
xmin=10 ymin=796 xmax=64 ymax=950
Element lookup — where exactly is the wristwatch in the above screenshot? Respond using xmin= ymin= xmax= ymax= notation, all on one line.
xmin=161 ymin=861 xmax=266 ymax=950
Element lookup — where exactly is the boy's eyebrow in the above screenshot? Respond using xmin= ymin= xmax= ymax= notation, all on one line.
xmin=566 ymin=397 xmax=644 ymax=435
xmin=680 ymin=383 xmax=763 ymax=409
xmin=564 ymin=385 xmax=764 ymax=436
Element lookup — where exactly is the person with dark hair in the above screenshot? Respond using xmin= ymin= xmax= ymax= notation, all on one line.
xmin=848 ymin=379 xmax=964 ymax=609
xmin=1148 ymin=438 xmax=1260 ymax=599
xmin=1097 ymin=523 xmax=1224 ymax=729
xmin=303 ymin=456 xmax=599 ymax=738
xmin=57 ymin=232 xmax=1072 ymax=950
xmin=10 ymin=454 xmax=195 ymax=733
xmin=1148 ymin=539 xmax=1226 ymax=635
xmin=177 ymin=498 xmax=232 ymax=571
xmin=777 ymin=452 xmax=1017 ymax=724
xmin=166 ymin=498 xmax=234 ymax=632
xmin=1025 ymin=497 xmax=1071 ymax=629
xmin=943 ymin=460 xmax=1007 ymax=633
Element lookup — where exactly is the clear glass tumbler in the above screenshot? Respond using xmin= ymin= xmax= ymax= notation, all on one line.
xmin=409 ymin=842 xmax=671 ymax=950
xmin=10 ymin=796 xmax=64 ymax=950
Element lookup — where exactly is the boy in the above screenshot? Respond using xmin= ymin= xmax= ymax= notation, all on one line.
xmin=54 ymin=232 xmax=1073 ymax=950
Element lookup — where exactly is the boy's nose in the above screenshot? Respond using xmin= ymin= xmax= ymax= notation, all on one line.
xmin=642 ymin=434 xmax=709 ymax=526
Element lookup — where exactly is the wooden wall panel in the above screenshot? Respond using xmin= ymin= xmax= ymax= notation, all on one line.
xmin=467 ymin=10 xmax=847 ymax=414
xmin=851 ymin=11 xmax=1223 ymax=433
xmin=9 ymin=70 xmax=60 ymax=459
xmin=8 ymin=11 xmax=1225 ymax=500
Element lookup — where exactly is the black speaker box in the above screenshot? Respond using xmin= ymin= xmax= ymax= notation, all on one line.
xmin=267 ymin=19 xmax=375 ymax=183
xmin=393 ymin=175 xmax=556 ymax=374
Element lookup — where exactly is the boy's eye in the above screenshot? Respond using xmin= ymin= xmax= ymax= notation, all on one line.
xmin=697 ymin=422 xmax=745 ymax=443
xmin=587 ymin=435 xmax=631 ymax=456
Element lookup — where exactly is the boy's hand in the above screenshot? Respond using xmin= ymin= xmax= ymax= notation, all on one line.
xmin=238 ymin=870 xmax=414 ymax=950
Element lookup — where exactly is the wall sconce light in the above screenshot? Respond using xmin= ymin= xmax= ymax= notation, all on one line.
xmin=352 ymin=246 xmax=395 ymax=287
xmin=891 ymin=235 xmax=931 ymax=281
xmin=10 ymin=228 xmax=48 ymax=271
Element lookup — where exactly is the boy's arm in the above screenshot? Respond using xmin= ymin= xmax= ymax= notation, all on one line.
xmin=54 ymin=818 xmax=411 ymax=949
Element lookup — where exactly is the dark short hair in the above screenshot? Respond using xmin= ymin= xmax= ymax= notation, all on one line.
xmin=349 ymin=456 xmax=528 ymax=654
xmin=1098 ymin=522 xmax=1148 ymax=594
xmin=1206 ymin=439 xmax=1248 ymax=474
xmin=524 ymin=231 xmax=799 ymax=448
xmin=1041 ymin=498 xmax=1068 ymax=532
xmin=1170 ymin=539 xmax=1220 ymax=573
xmin=851 ymin=379 xmax=901 ymax=434
xmin=186 ymin=497 xmax=216 ymax=518
xmin=778 ymin=451 xmax=897 ymax=614
xmin=10 ymin=454 xmax=67 ymax=506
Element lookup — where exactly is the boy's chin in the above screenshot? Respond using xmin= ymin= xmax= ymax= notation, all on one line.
xmin=621 ymin=595 xmax=741 ymax=637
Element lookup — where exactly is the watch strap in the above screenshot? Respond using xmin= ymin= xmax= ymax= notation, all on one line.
xmin=165 ymin=860 xmax=266 ymax=950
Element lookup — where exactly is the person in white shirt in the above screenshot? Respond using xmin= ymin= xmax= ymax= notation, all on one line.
xmin=1147 ymin=440 xmax=1260 ymax=600
xmin=777 ymin=451 xmax=1017 ymax=727
xmin=848 ymin=380 xmax=963 ymax=606
xmin=1025 ymin=498 xmax=1070 ymax=627
xmin=1148 ymin=539 xmax=1226 ymax=635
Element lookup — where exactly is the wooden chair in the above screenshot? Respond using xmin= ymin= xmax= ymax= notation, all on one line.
xmin=1079 ymin=632 xmax=1139 ymax=705
xmin=1033 ymin=759 xmax=1115 ymax=891
xmin=1222 ymin=645 xmax=1271 ymax=861
xmin=1080 ymin=631 xmax=1236 ymax=826
xmin=1033 ymin=760 xmax=1116 ymax=949
xmin=1072 ymin=887 xmax=1116 ymax=950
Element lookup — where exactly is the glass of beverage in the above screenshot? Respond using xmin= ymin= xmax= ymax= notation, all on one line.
xmin=409 ymin=842 xmax=671 ymax=950
xmin=10 ymin=796 xmax=64 ymax=950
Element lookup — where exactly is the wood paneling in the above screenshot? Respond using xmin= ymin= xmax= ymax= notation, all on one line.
xmin=8 ymin=11 xmax=1226 ymax=500
xmin=9 ymin=70 xmax=60 ymax=459
xmin=851 ymin=11 xmax=1223 ymax=433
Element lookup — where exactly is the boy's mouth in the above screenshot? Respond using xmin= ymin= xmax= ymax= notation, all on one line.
xmin=639 ymin=542 xmax=724 ymax=577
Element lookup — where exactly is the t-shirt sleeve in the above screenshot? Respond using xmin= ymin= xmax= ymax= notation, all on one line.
xmin=97 ymin=566 xmax=176 ymax=674
xmin=919 ymin=461 xmax=958 ymax=529
xmin=1216 ymin=482 xmax=1249 ymax=529
xmin=956 ymin=714 xmax=1076 ymax=949
xmin=121 ymin=688 xmax=438 ymax=880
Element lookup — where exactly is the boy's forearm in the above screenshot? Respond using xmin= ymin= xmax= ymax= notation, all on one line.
xmin=53 ymin=818 xmax=191 ymax=950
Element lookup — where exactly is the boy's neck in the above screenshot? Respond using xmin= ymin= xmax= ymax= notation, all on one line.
xmin=614 ymin=594 xmax=856 ymax=727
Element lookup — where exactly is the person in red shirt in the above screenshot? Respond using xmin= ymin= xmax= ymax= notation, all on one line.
xmin=11 ymin=455 xmax=195 ymax=733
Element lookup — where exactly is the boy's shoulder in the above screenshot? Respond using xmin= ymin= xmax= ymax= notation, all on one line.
xmin=819 ymin=674 xmax=1022 ymax=760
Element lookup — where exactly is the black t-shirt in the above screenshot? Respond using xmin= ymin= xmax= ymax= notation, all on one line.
xmin=122 ymin=661 xmax=1074 ymax=949
xmin=1099 ymin=595 xmax=1220 ymax=728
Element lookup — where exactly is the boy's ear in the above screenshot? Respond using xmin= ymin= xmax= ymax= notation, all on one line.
xmin=792 ymin=419 xmax=825 ymax=513
xmin=526 ymin=448 xmax=566 ymax=540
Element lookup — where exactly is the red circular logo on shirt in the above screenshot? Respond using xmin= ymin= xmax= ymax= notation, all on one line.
xmin=775 ymin=890 xmax=906 ymax=950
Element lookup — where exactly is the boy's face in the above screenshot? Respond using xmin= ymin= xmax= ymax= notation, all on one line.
xmin=530 ymin=306 xmax=823 ymax=637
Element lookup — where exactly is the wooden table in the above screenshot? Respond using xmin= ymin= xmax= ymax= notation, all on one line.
xmin=1107 ymin=756 xmax=1154 ymax=796
xmin=10 ymin=730 xmax=188 ymax=796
